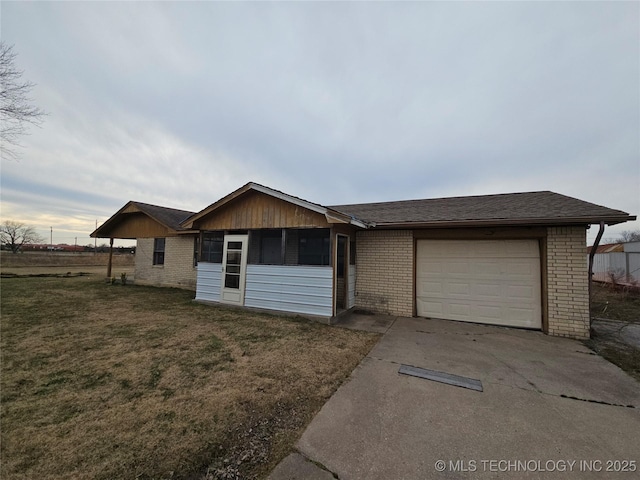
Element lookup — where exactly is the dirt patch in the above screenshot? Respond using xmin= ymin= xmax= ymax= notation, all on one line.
xmin=1 ymin=276 xmax=380 ymax=480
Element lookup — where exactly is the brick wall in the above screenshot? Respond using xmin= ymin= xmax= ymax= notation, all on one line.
xmin=546 ymin=226 xmax=589 ymax=339
xmin=355 ymin=230 xmax=413 ymax=316
xmin=135 ymin=236 xmax=197 ymax=290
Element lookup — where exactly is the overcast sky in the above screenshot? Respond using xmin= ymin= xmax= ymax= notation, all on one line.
xmin=1 ymin=1 xmax=638 ymax=247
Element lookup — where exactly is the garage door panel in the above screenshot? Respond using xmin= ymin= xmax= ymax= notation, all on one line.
xmin=505 ymin=241 xmax=540 ymax=256
xmin=475 ymin=283 xmax=502 ymax=298
xmin=508 ymin=307 xmax=538 ymax=324
xmin=506 ymin=261 xmax=537 ymax=275
xmin=416 ymin=240 xmax=541 ymax=329
xmin=417 ymin=279 xmax=443 ymax=293
xmin=507 ymin=285 xmax=536 ymax=301
xmin=448 ymin=282 xmax=470 ymax=296
xmin=420 ymin=261 xmax=443 ymax=274
xmin=448 ymin=262 xmax=470 ymax=274
xmin=472 ymin=262 xmax=502 ymax=275
xmin=449 ymin=303 xmax=471 ymax=317
xmin=418 ymin=299 xmax=443 ymax=316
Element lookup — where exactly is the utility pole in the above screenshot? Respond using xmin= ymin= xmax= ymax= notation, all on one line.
xmin=50 ymin=226 xmax=53 ymax=254
xmin=74 ymin=237 xmax=77 ymax=253
xmin=95 ymin=219 xmax=98 ymax=255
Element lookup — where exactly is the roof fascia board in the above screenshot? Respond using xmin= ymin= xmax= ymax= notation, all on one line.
xmin=371 ymin=215 xmax=636 ymax=229
xmin=250 ymin=183 xmax=329 ymax=216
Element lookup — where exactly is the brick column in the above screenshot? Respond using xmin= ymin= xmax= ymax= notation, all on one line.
xmin=546 ymin=226 xmax=590 ymax=339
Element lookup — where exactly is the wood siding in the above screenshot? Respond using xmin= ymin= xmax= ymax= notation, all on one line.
xmin=194 ymin=191 xmax=331 ymax=230
xmin=104 ymin=213 xmax=173 ymax=239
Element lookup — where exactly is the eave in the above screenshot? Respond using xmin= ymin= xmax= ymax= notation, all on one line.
xmin=368 ymin=214 xmax=637 ymax=230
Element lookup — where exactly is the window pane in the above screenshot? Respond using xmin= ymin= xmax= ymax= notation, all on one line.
xmin=298 ymin=229 xmax=330 ymax=265
xmin=224 ymin=274 xmax=240 ymax=289
xmin=226 ymin=265 xmax=240 ymax=274
xmin=261 ymin=235 xmax=282 ymax=264
xmin=153 ymin=238 xmax=165 ymax=265
xmin=227 ymin=241 xmax=242 ymax=250
xmin=153 ymin=252 xmax=164 ymax=266
xmin=202 ymin=233 xmax=223 ymax=263
xmin=154 ymin=238 xmax=165 ymax=252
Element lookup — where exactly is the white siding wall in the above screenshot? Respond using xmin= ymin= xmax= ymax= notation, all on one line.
xmin=244 ymin=265 xmax=333 ymax=317
xmin=195 ymin=263 xmax=222 ymax=303
xmin=348 ymin=266 xmax=356 ymax=309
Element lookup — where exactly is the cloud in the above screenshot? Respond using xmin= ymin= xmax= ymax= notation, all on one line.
xmin=1 ymin=1 xmax=638 ymax=247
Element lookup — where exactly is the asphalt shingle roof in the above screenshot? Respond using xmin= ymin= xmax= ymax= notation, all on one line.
xmin=329 ymin=191 xmax=633 ymax=226
xmin=131 ymin=202 xmax=196 ymax=231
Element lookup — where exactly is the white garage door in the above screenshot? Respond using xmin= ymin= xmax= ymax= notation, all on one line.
xmin=416 ymin=239 xmax=541 ymax=329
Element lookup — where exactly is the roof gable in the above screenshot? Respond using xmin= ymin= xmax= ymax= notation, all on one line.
xmin=182 ymin=182 xmax=365 ymax=229
xmin=91 ymin=201 xmax=196 ymax=239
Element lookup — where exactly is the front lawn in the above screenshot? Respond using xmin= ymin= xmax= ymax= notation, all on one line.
xmin=0 ymin=277 xmax=379 ymax=479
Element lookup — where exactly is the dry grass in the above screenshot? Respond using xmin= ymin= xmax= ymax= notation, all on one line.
xmin=1 ymin=276 xmax=379 ymax=480
xmin=590 ymin=282 xmax=640 ymax=324
xmin=0 ymin=251 xmax=134 ymax=268
xmin=588 ymin=283 xmax=640 ymax=382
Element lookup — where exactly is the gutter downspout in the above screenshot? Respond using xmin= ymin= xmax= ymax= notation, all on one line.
xmin=588 ymin=221 xmax=605 ymax=329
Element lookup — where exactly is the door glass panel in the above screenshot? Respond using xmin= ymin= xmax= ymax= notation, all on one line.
xmin=226 ymin=251 xmax=241 ymax=265
xmin=223 ymin=238 xmax=244 ymax=291
xmin=225 ymin=274 xmax=240 ymax=289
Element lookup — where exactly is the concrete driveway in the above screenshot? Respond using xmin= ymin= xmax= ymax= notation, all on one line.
xmin=269 ymin=316 xmax=640 ymax=479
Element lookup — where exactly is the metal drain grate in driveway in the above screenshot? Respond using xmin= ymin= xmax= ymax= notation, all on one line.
xmin=399 ymin=364 xmax=483 ymax=392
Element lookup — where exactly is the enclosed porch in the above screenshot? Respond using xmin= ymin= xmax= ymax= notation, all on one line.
xmin=194 ymin=227 xmax=356 ymax=319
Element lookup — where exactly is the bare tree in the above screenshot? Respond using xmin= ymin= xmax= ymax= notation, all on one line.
xmin=0 ymin=220 xmax=45 ymax=253
xmin=618 ymin=230 xmax=640 ymax=243
xmin=1 ymin=42 xmax=46 ymax=160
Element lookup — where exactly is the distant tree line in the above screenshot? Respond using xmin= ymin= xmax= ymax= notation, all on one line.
xmin=1 ymin=220 xmax=135 ymax=254
xmin=16 ymin=243 xmax=136 ymax=254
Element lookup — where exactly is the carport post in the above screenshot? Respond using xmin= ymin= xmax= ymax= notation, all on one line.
xmin=106 ymin=238 xmax=114 ymax=279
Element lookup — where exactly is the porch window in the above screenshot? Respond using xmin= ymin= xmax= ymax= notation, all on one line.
xmin=260 ymin=229 xmax=283 ymax=264
xmin=298 ymin=229 xmax=330 ymax=266
xmin=201 ymin=232 xmax=224 ymax=263
xmin=153 ymin=238 xmax=165 ymax=265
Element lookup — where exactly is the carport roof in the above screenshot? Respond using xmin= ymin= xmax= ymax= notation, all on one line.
xmin=330 ymin=191 xmax=635 ymax=228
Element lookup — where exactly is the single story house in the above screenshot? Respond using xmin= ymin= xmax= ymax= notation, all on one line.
xmin=92 ymin=182 xmax=635 ymax=340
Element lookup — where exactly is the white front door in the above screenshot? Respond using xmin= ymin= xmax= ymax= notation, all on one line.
xmin=220 ymin=235 xmax=248 ymax=305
